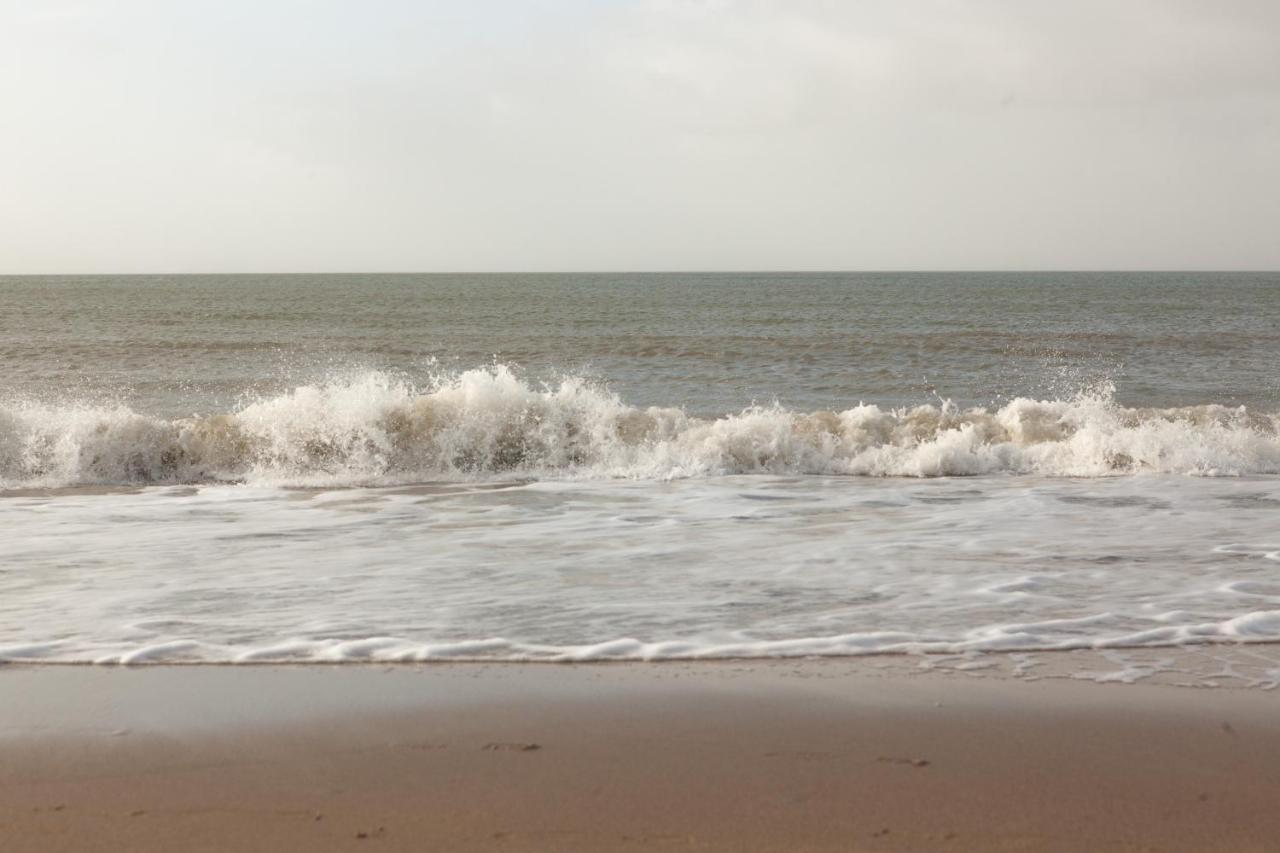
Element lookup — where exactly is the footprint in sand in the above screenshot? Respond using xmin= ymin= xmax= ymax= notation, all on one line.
xmin=482 ymin=742 xmax=542 ymax=752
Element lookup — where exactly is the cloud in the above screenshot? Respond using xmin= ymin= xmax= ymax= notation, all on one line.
xmin=1 ymin=0 xmax=1277 ymax=271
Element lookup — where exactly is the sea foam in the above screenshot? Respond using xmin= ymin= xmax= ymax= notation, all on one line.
xmin=3 ymin=470 xmax=1280 ymax=668
xmin=2 ymin=366 xmax=1279 ymax=488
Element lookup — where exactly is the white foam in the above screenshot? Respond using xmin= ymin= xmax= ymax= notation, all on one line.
xmin=3 ymin=474 xmax=1280 ymax=665
xmin=12 ymin=618 xmax=1280 ymax=666
xmin=2 ymin=367 xmax=1279 ymax=488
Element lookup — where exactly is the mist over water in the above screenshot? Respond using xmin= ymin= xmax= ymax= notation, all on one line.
xmin=3 ymin=273 xmax=1280 ymax=666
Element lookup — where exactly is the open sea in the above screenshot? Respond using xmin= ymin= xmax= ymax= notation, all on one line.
xmin=2 ymin=272 xmax=1280 ymax=666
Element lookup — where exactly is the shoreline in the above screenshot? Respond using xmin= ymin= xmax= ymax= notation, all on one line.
xmin=3 ymin=642 xmax=1279 ymax=688
xmin=3 ymin=659 xmax=1280 ymax=851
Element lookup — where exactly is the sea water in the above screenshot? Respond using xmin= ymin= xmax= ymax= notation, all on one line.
xmin=1 ymin=272 xmax=1278 ymax=665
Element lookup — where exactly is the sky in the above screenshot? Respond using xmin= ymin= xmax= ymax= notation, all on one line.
xmin=1 ymin=0 xmax=1278 ymax=272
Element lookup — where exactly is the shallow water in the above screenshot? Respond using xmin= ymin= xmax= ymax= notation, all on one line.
xmin=2 ymin=475 xmax=1279 ymax=663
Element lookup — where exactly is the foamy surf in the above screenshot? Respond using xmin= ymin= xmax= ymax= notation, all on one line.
xmin=3 ymin=474 xmax=1280 ymax=668
xmin=12 ymin=611 xmax=1278 ymax=666
xmin=2 ymin=366 xmax=1279 ymax=489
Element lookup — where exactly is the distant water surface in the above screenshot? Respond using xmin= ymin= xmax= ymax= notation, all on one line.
xmin=2 ymin=272 xmax=1277 ymax=417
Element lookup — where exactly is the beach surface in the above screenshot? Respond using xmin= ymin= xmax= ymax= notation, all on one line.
xmin=3 ymin=656 xmax=1279 ymax=852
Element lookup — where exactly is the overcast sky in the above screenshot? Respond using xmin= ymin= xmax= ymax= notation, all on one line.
xmin=2 ymin=0 xmax=1277 ymax=272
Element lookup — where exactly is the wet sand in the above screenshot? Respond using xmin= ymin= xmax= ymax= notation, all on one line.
xmin=2 ymin=659 xmax=1279 ymax=852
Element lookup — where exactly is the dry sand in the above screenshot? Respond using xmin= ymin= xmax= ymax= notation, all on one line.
xmin=2 ymin=656 xmax=1279 ymax=852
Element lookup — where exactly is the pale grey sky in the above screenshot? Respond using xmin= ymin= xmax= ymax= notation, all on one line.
xmin=2 ymin=0 xmax=1278 ymax=272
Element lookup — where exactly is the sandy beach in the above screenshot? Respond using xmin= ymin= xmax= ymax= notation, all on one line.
xmin=3 ymin=656 xmax=1279 ymax=852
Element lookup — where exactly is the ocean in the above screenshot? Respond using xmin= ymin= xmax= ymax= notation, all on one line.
xmin=2 ymin=272 xmax=1279 ymax=665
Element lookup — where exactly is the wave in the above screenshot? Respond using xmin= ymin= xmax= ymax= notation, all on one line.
xmin=2 ymin=367 xmax=1279 ymax=487
xmin=7 ymin=610 xmax=1280 ymax=664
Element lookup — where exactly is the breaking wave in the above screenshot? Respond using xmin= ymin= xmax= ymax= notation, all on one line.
xmin=2 ymin=366 xmax=1279 ymax=487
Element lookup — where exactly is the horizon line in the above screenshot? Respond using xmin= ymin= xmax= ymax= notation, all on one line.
xmin=2 ymin=269 xmax=1278 ymax=277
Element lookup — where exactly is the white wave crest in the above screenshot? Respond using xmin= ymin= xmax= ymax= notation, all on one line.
xmin=2 ymin=367 xmax=1279 ymax=487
